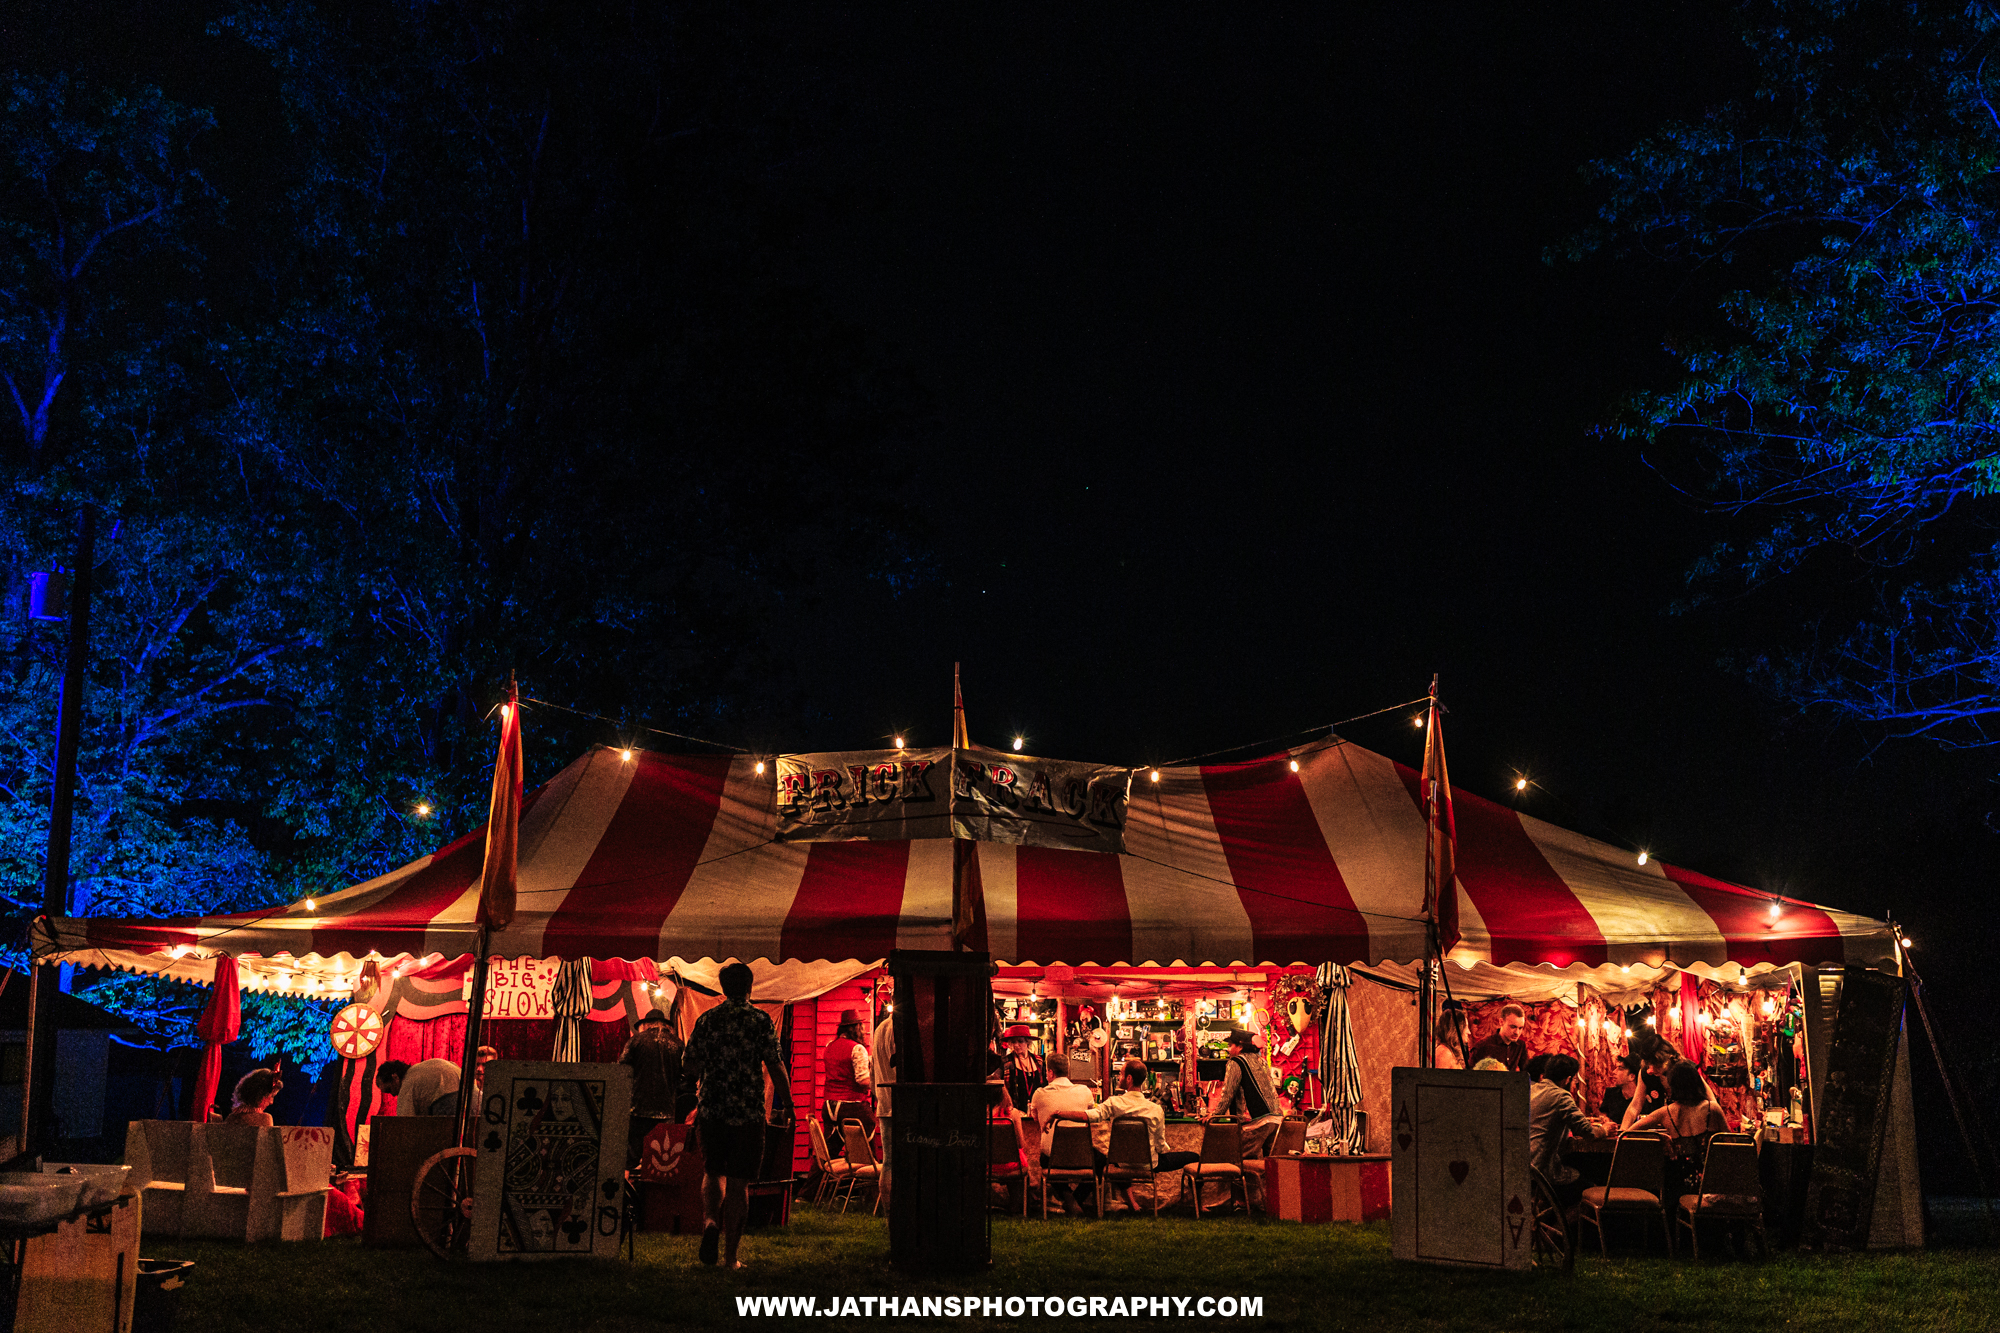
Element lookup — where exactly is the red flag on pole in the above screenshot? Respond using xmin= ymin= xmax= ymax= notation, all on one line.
xmin=477 ymin=684 xmax=524 ymax=931
xmin=1421 ymin=690 xmax=1459 ymax=954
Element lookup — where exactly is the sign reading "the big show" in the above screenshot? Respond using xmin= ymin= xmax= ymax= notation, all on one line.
xmin=774 ymin=744 xmax=1131 ymax=853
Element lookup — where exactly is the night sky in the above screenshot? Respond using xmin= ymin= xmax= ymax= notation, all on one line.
xmin=767 ymin=0 xmax=1986 ymax=990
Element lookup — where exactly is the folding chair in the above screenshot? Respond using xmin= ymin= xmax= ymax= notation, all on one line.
xmin=1677 ymin=1137 xmax=1767 ymax=1260
xmin=1041 ymin=1123 xmax=1097 ymax=1219
xmin=808 ymin=1119 xmax=854 ymax=1208
xmin=1579 ymin=1132 xmax=1672 ymax=1258
xmin=1101 ymin=1116 xmax=1159 ymax=1217
xmin=988 ymin=1119 xmax=1028 ymax=1216
xmin=1179 ymin=1121 xmax=1249 ymax=1218
xmin=839 ymin=1123 xmax=882 ymax=1216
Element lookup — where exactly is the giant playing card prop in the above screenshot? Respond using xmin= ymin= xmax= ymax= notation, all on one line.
xmin=1390 ymin=1066 xmax=1532 ymax=1270
xmin=469 ymin=1061 xmax=632 ymax=1261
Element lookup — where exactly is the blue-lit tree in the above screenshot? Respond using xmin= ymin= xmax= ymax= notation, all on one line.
xmin=1566 ymin=0 xmax=2000 ymax=751
xmin=2 ymin=5 xmax=932 ymax=1067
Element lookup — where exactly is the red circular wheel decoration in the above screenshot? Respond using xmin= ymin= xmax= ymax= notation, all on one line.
xmin=329 ymin=1003 xmax=384 ymax=1059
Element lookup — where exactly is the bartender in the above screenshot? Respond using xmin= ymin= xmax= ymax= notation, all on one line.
xmin=998 ymin=1024 xmax=1047 ymax=1113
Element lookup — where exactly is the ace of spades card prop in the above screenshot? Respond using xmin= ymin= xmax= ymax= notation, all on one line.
xmin=470 ymin=1061 xmax=632 ymax=1261
xmin=1390 ymin=1066 xmax=1532 ymax=1269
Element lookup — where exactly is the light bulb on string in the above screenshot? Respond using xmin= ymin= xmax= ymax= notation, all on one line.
xmin=1636 ymin=851 xmax=1649 ymax=866
xmin=1289 ymin=759 xmax=1300 ymax=772
xmin=1768 ymin=898 xmax=1783 ymax=921
xmin=1149 ymin=770 xmax=1161 ymax=783
xmin=414 ymin=803 xmax=431 ymax=819
xmin=500 ymin=703 xmax=511 ymax=720
xmin=621 ymin=748 xmax=633 ymax=763
xmin=1012 ymin=736 xmax=1024 ymax=752
xmin=304 ymin=897 xmax=317 ymax=911
xmin=1899 ymin=935 xmax=1913 ymax=949
xmin=1412 ymin=716 xmax=1426 ymax=729
xmin=894 ymin=735 xmax=905 ymax=750
xmin=1514 ymin=777 xmax=1528 ymax=791
xmin=754 ymin=761 xmax=766 ymax=775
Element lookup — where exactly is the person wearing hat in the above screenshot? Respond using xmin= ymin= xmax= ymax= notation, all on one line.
xmin=621 ymin=1008 xmax=683 ymax=1168
xmin=821 ymin=1008 xmax=876 ymax=1142
xmin=1205 ymin=1025 xmax=1284 ymax=1134
xmin=998 ymin=1023 xmax=1048 ymax=1115
xmin=621 ymin=1007 xmax=684 ymax=1119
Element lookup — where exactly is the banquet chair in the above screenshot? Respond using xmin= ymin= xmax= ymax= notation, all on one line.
xmin=1676 ymin=1137 xmax=1767 ymax=1260
xmin=1238 ymin=1121 xmax=1281 ymax=1213
xmin=1042 ymin=1123 xmax=1097 ymax=1219
xmin=808 ymin=1119 xmax=854 ymax=1208
xmin=838 ymin=1123 xmax=883 ymax=1216
xmin=1269 ymin=1118 xmax=1308 ymax=1159
xmin=1179 ymin=1121 xmax=1249 ymax=1218
xmin=1101 ymin=1116 xmax=1159 ymax=1218
xmin=988 ymin=1119 xmax=1028 ymax=1216
xmin=1580 ymin=1132 xmax=1672 ymax=1258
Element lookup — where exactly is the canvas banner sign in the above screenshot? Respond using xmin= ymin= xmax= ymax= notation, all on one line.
xmin=774 ymin=745 xmax=1131 ymax=853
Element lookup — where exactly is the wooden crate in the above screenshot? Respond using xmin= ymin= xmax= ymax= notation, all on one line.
xmin=361 ymin=1117 xmax=457 ymax=1248
xmin=888 ymin=1083 xmax=989 ymax=1273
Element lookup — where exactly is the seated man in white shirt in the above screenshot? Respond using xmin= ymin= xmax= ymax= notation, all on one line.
xmin=1027 ymin=1055 xmax=1098 ymax=1214
xmin=1045 ymin=1058 xmax=1200 ymax=1210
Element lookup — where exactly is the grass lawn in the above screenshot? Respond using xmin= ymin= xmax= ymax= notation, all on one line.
xmin=146 ymin=1205 xmax=1999 ymax=1333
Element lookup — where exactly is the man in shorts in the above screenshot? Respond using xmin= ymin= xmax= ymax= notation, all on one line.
xmin=684 ymin=962 xmax=793 ymax=1270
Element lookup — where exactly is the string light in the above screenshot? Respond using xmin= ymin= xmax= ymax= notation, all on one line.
xmin=414 ymin=803 xmax=431 ymax=818
xmin=754 ymin=761 xmax=766 ymax=775
xmin=621 ymin=748 xmax=633 ymax=762
xmin=304 ymin=897 xmax=317 ymax=911
xmin=500 ymin=703 xmax=512 ymax=720
xmin=1013 ymin=736 xmax=1025 ymax=752
xmin=1149 ymin=770 xmax=1161 ymax=783
xmin=1636 ymin=851 xmax=1649 ymax=866
xmin=1899 ymin=935 xmax=1913 ymax=949
xmin=1768 ymin=899 xmax=1783 ymax=922
xmin=894 ymin=735 xmax=905 ymax=749
xmin=1644 ymin=1015 xmax=1656 ymax=1027
xmin=1514 ymin=777 xmax=1528 ymax=791
xmin=1412 ymin=716 xmax=1425 ymax=729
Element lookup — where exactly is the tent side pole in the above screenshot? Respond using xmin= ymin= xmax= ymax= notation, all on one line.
xmin=453 ymin=928 xmax=493 ymax=1151
xmin=22 ymin=509 xmax=97 ymax=1159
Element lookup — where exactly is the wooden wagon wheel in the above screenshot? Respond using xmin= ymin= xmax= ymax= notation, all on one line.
xmin=411 ymin=1147 xmax=478 ymax=1260
xmin=1527 ymin=1168 xmax=1575 ymax=1275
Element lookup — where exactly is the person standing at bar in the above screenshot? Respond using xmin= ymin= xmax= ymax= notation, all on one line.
xmin=820 ymin=1008 xmax=875 ymax=1141
xmin=1467 ymin=1004 xmax=1529 ymax=1072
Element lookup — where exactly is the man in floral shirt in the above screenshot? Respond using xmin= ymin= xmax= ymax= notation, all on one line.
xmin=684 ymin=962 xmax=793 ymax=1270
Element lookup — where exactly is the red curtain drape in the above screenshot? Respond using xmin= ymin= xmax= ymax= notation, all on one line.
xmin=190 ymin=956 xmax=241 ymax=1121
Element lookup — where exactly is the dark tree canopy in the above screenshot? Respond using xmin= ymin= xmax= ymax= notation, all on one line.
xmin=0 ymin=2 xmax=932 ymax=1064
xmin=1571 ymin=0 xmax=2000 ymax=750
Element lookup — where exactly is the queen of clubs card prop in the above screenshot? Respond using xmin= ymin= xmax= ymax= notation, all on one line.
xmin=470 ymin=1061 xmax=632 ymax=1262
xmin=1390 ymin=1066 xmax=1531 ymax=1270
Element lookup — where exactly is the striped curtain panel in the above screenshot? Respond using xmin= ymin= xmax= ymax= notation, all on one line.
xmin=1315 ymin=963 xmax=1365 ymax=1154
xmin=551 ymin=957 xmax=591 ymax=1062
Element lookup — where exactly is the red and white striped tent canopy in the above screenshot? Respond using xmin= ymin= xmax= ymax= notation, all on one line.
xmin=39 ymin=738 xmax=1893 ymax=990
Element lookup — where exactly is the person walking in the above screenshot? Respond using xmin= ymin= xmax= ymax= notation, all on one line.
xmin=684 ymin=962 xmax=793 ymax=1271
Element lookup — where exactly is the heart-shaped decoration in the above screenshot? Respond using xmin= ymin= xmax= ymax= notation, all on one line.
xmin=1448 ymin=1159 xmax=1470 ymax=1185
